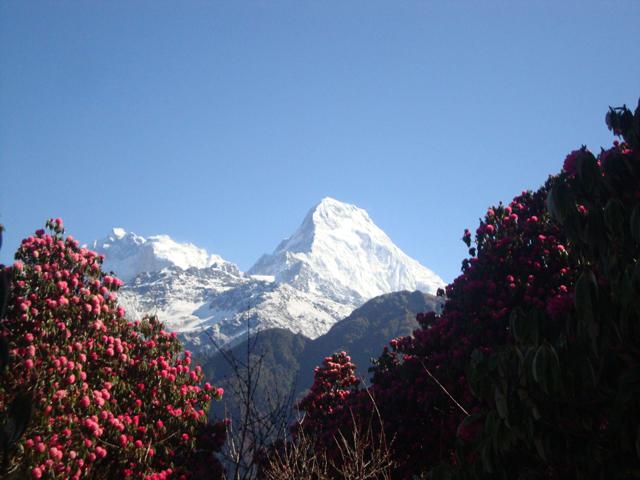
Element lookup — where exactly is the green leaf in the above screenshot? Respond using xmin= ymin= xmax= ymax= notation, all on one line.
xmin=494 ymin=387 xmax=508 ymax=420
xmin=467 ymin=349 xmax=488 ymax=398
xmin=620 ymin=267 xmax=633 ymax=310
xmin=484 ymin=411 xmax=499 ymax=439
xmin=631 ymin=204 xmax=640 ymax=244
xmin=619 ymin=366 xmax=640 ymax=388
xmin=534 ymin=436 xmax=547 ymax=462
xmin=563 ymin=211 xmax=583 ymax=245
xmin=3 ymin=468 xmax=30 ymax=480
xmin=582 ymin=357 xmax=598 ymax=389
xmin=0 ymin=338 xmax=8 ymax=374
xmin=574 ymin=270 xmax=598 ymax=329
xmin=1 ymin=392 xmax=32 ymax=449
xmin=604 ymin=198 xmax=625 ymax=239
xmin=0 ymin=270 xmax=9 ymax=320
xmin=509 ymin=307 xmax=525 ymax=343
xmin=547 ymin=182 xmax=575 ymax=223
xmin=429 ymin=464 xmax=453 ymax=480
xmin=457 ymin=413 xmax=482 ymax=441
xmin=546 ymin=345 xmax=561 ymax=394
xmin=602 ymin=150 xmax=633 ymax=186
xmin=470 ymin=348 xmax=484 ymax=365
xmin=509 ymin=308 xmax=540 ymax=345
xmin=481 ymin=442 xmax=493 ymax=474
xmin=585 ymin=209 xmax=607 ymax=256
xmin=576 ymin=150 xmax=600 ymax=193
xmin=573 ymin=269 xmax=599 ymax=354
xmin=532 ymin=346 xmax=544 ymax=385
xmin=532 ymin=344 xmax=560 ymax=394
xmin=630 ymin=268 xmax=640 ymax=318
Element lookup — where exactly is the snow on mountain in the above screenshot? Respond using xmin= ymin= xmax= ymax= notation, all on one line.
xmin=177 ymin=281 xmax=354 ymax=351
xmin=92 ymin=228 xmax=237 ymax=282
xmin=95 ymin=198 xmax=445 ymax=350
xmin=116 ymin=265 xmax=352 ymax=348
xmin=249 ymin=197 xmax=444 ymax=304
xmin=116 ymin=265 xmax=246 ymax=333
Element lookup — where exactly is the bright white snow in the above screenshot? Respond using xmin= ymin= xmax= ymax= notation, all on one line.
xmin=249 ymin=197 xmax=444 ymax=302
xmin=92 ymin=228 xmax=236 ymax=283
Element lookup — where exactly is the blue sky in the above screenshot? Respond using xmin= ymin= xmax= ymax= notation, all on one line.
xmin=1 ymin=1 xmax=639 ymax=283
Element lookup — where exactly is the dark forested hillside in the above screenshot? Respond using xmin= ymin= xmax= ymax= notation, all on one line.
xmin=296 ymin=290 xmax=442 ymax=394
xmin=201 ymin=328 xmax=310 ymax=422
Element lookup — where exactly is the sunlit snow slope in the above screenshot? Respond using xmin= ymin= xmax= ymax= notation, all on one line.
xmin=249 ymin=197 xmax=443 ymax=304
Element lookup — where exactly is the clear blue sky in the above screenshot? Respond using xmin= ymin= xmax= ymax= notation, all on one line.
xmin=1 ymin=1 xmax=639 ymax=283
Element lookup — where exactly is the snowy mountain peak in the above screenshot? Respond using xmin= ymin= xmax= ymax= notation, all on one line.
xmin=308 ymin=197 xmax=376 ymax=237
xmin=249 ymin=198 xmax=445 ymax=304
xmin=112 ymin=227 xmax=127 ymax=239
xmin=92 ymin=230 xmax=238 ymax=282
xmin=313 ymin=197 xmax=371 ymax=226
xmin=95 ymin=198 xmax=445 ymax=349
xmin=265 ymin=198 xmax=374 ymax=255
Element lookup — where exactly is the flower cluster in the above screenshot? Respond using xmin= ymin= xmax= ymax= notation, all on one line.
xmin=0 ymin=220 xmax=226 ymax=479
xmin=295 ymin=352 xmax=361 ymax=446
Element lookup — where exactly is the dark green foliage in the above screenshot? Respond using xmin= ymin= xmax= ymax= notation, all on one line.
xmin=0 ymin=269 xmax=10 ymax=325
xmin=1 ymin=392 xmax=32 ymax=469
xmin=458 ymin=101 xmax=640 ymax=480
xmin=0 ymin=338 xmax=8 ymax=375
xmin=0 ymin=226 xmax=32 ymax=478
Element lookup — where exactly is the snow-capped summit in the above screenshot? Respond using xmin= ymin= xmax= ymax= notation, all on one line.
xmin=248 ymin=197 xmax=444 ymax=304
xmin=111 ymin=227 xmax=127 ymax=239
xmin=92 ymin=228 xmax=237 ymax=282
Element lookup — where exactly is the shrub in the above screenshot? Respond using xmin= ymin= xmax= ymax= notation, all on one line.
xmin=453 ymin=101 xmax=640 ymax=479
xmin=269 ymin=352 xmax=393 ymax=480
xmin=0 ymin=220 xmax=226 ymax=479
xmin=296 ymin=351 xmax=362 ymax=447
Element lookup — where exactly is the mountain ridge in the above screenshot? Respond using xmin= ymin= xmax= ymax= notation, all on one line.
xmin=91 ymin=198 xmax=445 ymax=349
xmin=92 ymin=228 xmax=236 ymax=283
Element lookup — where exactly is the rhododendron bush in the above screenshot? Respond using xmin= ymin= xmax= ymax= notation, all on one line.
xmin=295 ymin=352 xmax=362 ymax=447
xmin=453 ymin=101 xmax=640 ymax=479
xmin=0 ymin=219 xmax=226 ymax=479
xmin=296 ymin=100 xmax=640 ymax=479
